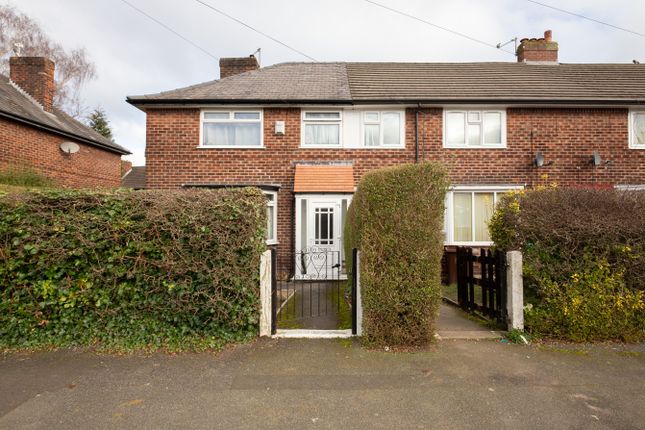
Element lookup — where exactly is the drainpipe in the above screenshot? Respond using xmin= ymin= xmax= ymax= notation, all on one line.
xmin=415 ymin=107 xmax=420 ymax=163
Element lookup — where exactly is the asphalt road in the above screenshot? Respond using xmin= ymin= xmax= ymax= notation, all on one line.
xmin=1 ymin=338 xmax=644 ymax=429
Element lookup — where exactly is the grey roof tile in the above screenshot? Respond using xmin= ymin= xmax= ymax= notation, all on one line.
xmin=121 ymin=166 xmax=146 ymax=189
xmin=0 ymin=74 xmax=130 ymax=154
xmin=128 ymin=61 xmax=645 ymax=105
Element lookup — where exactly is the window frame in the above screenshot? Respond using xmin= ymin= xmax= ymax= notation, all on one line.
xmin=443 ymin=108 xmax=507 ymax=149
xmin=629 ymin=110 xmax=645 ymax=149
xmin=360 ymin=110 xmax=405 ymax=148
xmin=300 ymin=110 xmax=343 ymax=148
xmin=444 ymin=185 xmax=523 ymax=246
xmin=198 ymin=109 xmax=264 ymax=149
xmin=263 ymin=190 xmax=278 ymax=245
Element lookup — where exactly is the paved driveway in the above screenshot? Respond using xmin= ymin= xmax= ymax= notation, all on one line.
xmin=1 ymin=339 xmax=644 ymax=429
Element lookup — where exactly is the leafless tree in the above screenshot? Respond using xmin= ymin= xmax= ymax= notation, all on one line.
xmin=0 ymin=5 xmax=96 ymax=118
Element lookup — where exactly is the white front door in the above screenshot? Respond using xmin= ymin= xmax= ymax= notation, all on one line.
xmin=295 ymin=195 xmax=352 ymax=279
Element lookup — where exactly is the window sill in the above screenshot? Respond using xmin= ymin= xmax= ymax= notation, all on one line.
xmin=628 ymin=144 xmax=645 ymax=150
xmin=446 ymin=241 xmax=494 ymax=247
xmin=443 ymin=144 xmax=507 ymax=149
xmin=300 ymin=144 xmax=343 ymax=149
xmin=197 ymin=145 xmax=265 ymax=149
xmin=266 ymin=240 xmax=279 ymax=246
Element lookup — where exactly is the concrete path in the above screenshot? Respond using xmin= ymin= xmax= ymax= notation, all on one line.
xmin=1 ymin=339 xmax=644 ymax=429
xmin=436 ymin=303 xmax=503 ymax=340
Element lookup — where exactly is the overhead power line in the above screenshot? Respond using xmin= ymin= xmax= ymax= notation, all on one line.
xmin=362 ymin=0 xmax=515 ymax=55
xmin=118 ymin=0 xmax=218 ymax=59
xmin=193 ymin=0 xmax=318 ymax=61
xmin=525 ymin=0 xmax=645 ymax=38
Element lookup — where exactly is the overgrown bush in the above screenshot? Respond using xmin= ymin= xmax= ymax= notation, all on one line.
xmin=345 ymin=162 xmax=449 ymax=347
xmin=490 ymin=187 xmax=645 ymax=341
xmin=0 ymin=188 xmax=267 ymax=351
xmin=0 ymin=163 xmax=53 ymax=188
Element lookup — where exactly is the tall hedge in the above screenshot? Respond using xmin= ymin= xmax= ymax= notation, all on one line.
xmin=490 ymin=187 xmax=645 ymax=341
xmin=345 ymin=162 xmax=449 ymax=347
xmin=0 ymin=188 xmax=267 ymax=350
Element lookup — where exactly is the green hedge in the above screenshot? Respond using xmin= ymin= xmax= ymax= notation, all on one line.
xmin=0 ymin=188 xmax=267 ymax=351
xmin=490 ymin=187 xmax=645 ymax=342
xmin=345 ymin=162 xmax=449 ymax=347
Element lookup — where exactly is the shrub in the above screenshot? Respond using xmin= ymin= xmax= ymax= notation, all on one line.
xmin=345 ymin=162 xmax=449 ymax=347
xmin=490 ymin=187 xmax=645 ymax=341
xmin=0 ymin=163 xmax=53 ymax=188
xmin=0 ymin=188 xmax=267 ymax=351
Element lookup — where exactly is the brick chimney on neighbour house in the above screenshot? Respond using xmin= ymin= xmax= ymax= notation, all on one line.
xmin=9 ymin=56 xmax=56 ymax=112
xmin=219 ymin=55 xmax=260 ymax=78
xmin=516 ymin=30 xmax=559 ymax=64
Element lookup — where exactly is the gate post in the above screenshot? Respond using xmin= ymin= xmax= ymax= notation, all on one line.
xmin=506 ymin=250 xmax=524 ymax=331
xmin=259 ymin=249 xmax=272 ymax=337
xmin=352 ymin=248 xmax=362 ymax=336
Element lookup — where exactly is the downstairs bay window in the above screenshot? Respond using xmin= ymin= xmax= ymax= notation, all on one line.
xmin=445 ymin=186 xmax=522 ymax=245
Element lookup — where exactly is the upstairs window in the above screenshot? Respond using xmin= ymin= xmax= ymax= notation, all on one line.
xmin=444 ymin=109 xmax=505 ymax=148
xmin=201 ymin=111 xmax=262 ymax=147
xmin=363 ymin=111 xmax=404 ymax=147
xmin=630 ymin=111 xmax=645 ymax=149
xmin=302 ymin=111 xmax=341 ymax=146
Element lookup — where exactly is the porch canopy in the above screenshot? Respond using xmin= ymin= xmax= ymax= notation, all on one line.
xmin=293 ymin=164 xmax=355 ymax=193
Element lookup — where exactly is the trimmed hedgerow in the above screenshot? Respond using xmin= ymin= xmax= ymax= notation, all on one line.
xmin=345 ymin=162 xmax=449 ymax=347
xmin=490 ymin=187 xmax=645 ymax=342
xmin=0 ymin=188 xmax=267 ymax=351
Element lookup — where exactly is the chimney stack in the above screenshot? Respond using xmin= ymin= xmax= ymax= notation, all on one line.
xmin=9 ymin=56 xmax=56 ymax=112
xmin=516 ymin=30 xmax=558 ymax=64
xmin=219 ymin=55 xmax=260 ymax=79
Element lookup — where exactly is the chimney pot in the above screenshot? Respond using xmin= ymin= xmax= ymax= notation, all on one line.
xmin=219 ymin=55 xmax=260 ymax=79
xmin=9 ymin=57 xmax=55 ymax=112
xmin=516 ymin=30 xmax=558 ymax=64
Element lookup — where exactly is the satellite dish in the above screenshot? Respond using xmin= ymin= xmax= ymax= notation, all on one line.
xmin=60 ymin=141 xmax=80 ymax=154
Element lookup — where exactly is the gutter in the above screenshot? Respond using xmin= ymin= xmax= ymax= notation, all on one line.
xmin=126 ymin=97 xmax=645 ymax=108
xmin=0 ymin=109 xmax=131 ymax=155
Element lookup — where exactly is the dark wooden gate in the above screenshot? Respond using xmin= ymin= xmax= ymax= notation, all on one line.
xmin=456 ymin=247 xmax=507 ymax=325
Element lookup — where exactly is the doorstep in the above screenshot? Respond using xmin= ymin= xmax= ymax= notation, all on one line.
xmin=274 ymin=329 xmax=353 ymax=339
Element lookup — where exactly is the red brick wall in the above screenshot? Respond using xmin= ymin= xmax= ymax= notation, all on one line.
xmin=145 ymin=106 xmax=645 ymax=263
xmin=0 ymin=117 xmax=123 ymax=188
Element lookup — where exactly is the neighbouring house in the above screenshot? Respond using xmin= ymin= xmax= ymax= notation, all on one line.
xmin=0 ymin=56 xmax=130 ymax=188
xmin=127 ymin=30 xmax=645 ymax=276
xmin=121 ymin=165 xmax=147 ymax=189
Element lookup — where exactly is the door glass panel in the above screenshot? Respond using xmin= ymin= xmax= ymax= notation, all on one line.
xmin=314 ymin=207 xmax=334 ymax=245
xmin=300 ymin=199 xmax=307 ymax=250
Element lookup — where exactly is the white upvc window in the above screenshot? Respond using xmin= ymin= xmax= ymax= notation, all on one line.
xmin=444 ymin=109 xmax=506 ymax=148
xmin=200 ymin=110 xmax=263 ymax=148
xmin=263 ymin=191 xmax=278 ymax=244
xmin=302 ymin=111 xmax=342 ymax=147
xmin=362 ymin=111 xmax=405 ymax=147
xmin=629 ymin=111 xmax=645 ymax=149
xmin=444 ymin=186 xmax=523 ymax=245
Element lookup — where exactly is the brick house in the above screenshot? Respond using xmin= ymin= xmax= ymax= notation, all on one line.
xmin=128 ymin=31 xmax=645 ymax=276
xmin=0 ymin=57 xmax=130 ymax=188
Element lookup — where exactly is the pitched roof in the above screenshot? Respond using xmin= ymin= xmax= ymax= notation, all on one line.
xmin=293 ymin=164 xmax=355 ymax=193
xmin=121 ymin=166 xmax=146 ymax=189
xmin=0 ymin=74 xmax=130 ymax=155
xmin=128 ymin=62 xmax=645 ymax=106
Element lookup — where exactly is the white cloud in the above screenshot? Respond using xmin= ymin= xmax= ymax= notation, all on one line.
xmin=10 ymin=0 xmax=645 ymax=165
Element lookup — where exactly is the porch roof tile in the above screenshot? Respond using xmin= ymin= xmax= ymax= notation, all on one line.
xmin=293 ymin=164 xmax=355 ymax=193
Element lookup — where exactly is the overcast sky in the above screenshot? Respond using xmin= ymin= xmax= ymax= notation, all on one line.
xmin=8 ymin=0 xmax=645 ymax=165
